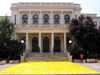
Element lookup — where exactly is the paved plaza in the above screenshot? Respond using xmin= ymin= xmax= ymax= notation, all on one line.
xmin=76 ymin=63 xmax=100 ymax=73
xmin=0 ymin=62 xmax=100 ymax=74
xmin=0 ymin=63 xmax=18 ymax=72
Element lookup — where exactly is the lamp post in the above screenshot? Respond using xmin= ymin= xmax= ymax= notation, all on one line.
xmin=21 ymin=40 xmax=24 ymax=55
xmin=69 ymin=40 xmax=72 ymax=46
xmin=68 ymin=40 xmax=73 ymax=62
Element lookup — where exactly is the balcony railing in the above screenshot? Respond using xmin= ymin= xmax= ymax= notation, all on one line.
xmin=14 ymin=24 xmax=69 ymax=28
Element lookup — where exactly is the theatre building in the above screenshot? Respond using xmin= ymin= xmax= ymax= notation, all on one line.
xmin=1 ymin=2 xmax=100 ymax=62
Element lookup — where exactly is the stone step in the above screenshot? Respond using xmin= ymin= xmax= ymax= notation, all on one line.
xmin=27 ymin=53 xmax=67 ymax=57
xmin=25 ymin=57 xmax=68 ymax=62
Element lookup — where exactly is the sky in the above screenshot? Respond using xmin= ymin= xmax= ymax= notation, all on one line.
xmin=0 ymin=0 xmax=100 ymax=16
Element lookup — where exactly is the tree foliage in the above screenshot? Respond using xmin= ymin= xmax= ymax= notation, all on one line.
xmin=69 ymin=15 xmax=100 ymax=58
xmin=0 ymin=16 xmax=22 ymax=58
xmin=68 ymin=45 xmax=81 ymax=59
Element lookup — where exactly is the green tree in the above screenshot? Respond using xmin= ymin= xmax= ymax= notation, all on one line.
xmin=68 ymin=45 xmax=82 ymax=59
xmin=0 ymin=16 xmax=22 ymax=58
xmin=69 ymin=15 xmax=100 ymax=59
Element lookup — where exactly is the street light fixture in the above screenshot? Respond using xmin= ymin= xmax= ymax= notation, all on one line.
xmin=21 ymin=40 xmax=24 ymax=55
xmin=21 ymin=40 xmax=24 ymax=44
xmin=69 ymin=40 xmax=72 ymax=44
xmin=69 ymin=40 xmax=72 ymax=47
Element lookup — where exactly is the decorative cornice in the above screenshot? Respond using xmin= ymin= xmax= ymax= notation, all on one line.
xmin=10 ymin=2 xmax=81 ymax=10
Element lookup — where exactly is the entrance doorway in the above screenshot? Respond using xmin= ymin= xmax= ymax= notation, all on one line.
xmin=54 ymin=37 xmax=60 ymax=52
xmin=43 ymin=37 xmax=49 ymax=52
xmin=32 ymin=37 xmax=39 ymax=52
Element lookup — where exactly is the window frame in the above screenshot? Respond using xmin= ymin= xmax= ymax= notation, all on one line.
xmin=22 ymin=14 xmax=28 ymax=24
xmin=54 ymin=14 xmax=60 ymax=24
xmin=43 ymin=14 xmax=49 ymax=24
xmin=33 ymin=14 xmax=38 ymax=24
xmin=64 ymin=14 xmax=70 ymax=24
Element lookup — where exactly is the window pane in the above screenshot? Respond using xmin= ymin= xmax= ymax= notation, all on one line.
xmin=43 ymin=14 xmax=49 ymax=24
xmin=54 ymin=14 xmax=60 ymax=24
xmin=64 ymin=14 xmax=70 ymax=24
xmin=22 ymin=14 xmax=28 ymax=24
xmin=33 ymin=14 xmax=38 ymax=24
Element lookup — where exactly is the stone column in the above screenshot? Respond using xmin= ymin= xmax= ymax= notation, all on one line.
xmin=29 ymin=11 xmax=31 ymax=24
xmin=50 ymin=11 xmax=53 ymax=24
xmin=51 ymin=33 xmax=54 ymax=54
xmin=61 ymin=11 xmax=64 ymax=24
xmin=72 ymin=11 xmax=74 ymax=19
xmin=26 ymin=33 xmax=29 ymax=50
xmin=39 ymin=11 xmax=42 ymax=24
xmin=39 ymin=33 xmax=42 ymax=53
xmin=64 ymin=33 xmax=67 ymax=53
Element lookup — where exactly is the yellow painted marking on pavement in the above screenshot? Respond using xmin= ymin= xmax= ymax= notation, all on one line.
xmin=0 ymin=62 xmax=100 ymax=74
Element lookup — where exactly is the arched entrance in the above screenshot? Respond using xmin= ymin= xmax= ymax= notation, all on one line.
xmin=54 ymin=37 xmax=60 ymax=52
xmin=43 ymin=37 xmax=49 ymax=52
xmin=32 ymin=37 xmax=39 ymax=52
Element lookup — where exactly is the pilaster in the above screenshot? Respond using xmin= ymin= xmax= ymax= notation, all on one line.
xmin=18 ymin=11 xmax=20 ymax=24
xmin=61 ymin=11 xmax=64 ymax=24
xmin=29 ymin=11 xmax=31 ymax=24
xmin=39 ymin=11 xmax=42 ymax=24
xmin=50 ymin=11 xmax=53 ymax=24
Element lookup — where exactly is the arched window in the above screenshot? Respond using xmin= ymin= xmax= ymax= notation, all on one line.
xmin=33 ymin=14 xmax=38 ymax=24
xmin=54 ymin=14 xmax=60 ymax=24
xmin=22 ymin=14 xmax=28 ymax=24
xmin=43 ymin=14 xmax=49 ymax=24
xmin=64 ymin=14 xmax=70 ymax=24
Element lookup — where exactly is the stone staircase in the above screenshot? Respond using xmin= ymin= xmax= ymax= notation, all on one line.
xmin=25 ymin=53 xmax=68 ymax=62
